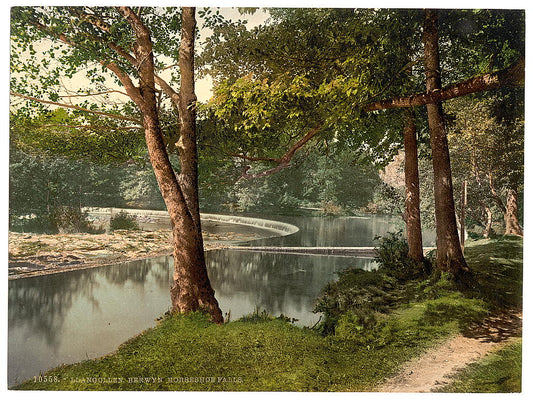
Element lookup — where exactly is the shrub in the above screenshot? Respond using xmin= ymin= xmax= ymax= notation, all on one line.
xmin=374 ymin=230 xmax=431 ymax=282
xmin=314 ymin=268 xmax=406 ymax=335
xmin=109 ymin=211 xmax=140 ymax=231
xmin=50 ymin=206 xmax=97 ymax=234
xmin=320 ymin=201 xmax=344 ymax=216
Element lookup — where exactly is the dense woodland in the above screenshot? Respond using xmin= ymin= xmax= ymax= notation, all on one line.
xmin=10 ymin=7 xmax=524 ymax=321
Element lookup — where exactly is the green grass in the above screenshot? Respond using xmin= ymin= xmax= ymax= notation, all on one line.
xmin=437 ymin=339 xmax=522 ymax=393
xmin=12 ymin=236 xmax=523 ymax=391
xmin=464 ymin=235 xmax=523 ymax=308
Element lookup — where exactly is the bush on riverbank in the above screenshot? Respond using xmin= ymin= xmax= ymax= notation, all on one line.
xmin=314 ymin=235 xmax=522 ymax=338
xmin=12 ymin=237 xmax=522 ymax=391
xmin=110 ymin=211 xmax=140 ymax=231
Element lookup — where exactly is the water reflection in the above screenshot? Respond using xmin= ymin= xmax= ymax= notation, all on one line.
xmin=207 ymin=250 xmax=376 ymax=325
xmin=243 ymin=215 xmax=435 ymax=247
xmin=8 ymin=257 xmax=173 ymax=386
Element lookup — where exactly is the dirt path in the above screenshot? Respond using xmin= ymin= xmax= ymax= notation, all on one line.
xmin=378 ymin=311 xmax=522 ymax=392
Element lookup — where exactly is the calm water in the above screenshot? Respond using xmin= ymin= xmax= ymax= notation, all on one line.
xmin=8 ymin=214 xmax=432 ymax=386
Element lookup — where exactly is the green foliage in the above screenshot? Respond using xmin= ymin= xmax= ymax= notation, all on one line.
xmin=437 ymin=339 xmax=522 ymax=393
xmin=119 ymin=166 xmax=166 ymax=210
xmin=9 ymin=144 xmax=124 ymax=233
xmin=195 ymin=143 xmax=382 ymax=214
xmin=315 ymin=236 xmax=520 ymax=341
xmin=109 ymin=211 xmax=140 ymax=231
xmin=10 ymin=110 xmax=146 ymax=165
xmin=447 ymin=94 xmax=524 ymax=235
xmin=374 ymin=231 xmax=431 ymax=282
xmin=314 ymin=267 xmax=409 ymax=335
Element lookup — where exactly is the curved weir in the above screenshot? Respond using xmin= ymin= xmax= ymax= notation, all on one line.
xmin=200 ymin=213 xmax=299 ymax=236
xmin=84 ymin=207 xmax=299 ymax=238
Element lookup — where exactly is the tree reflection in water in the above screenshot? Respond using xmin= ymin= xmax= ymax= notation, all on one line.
xmin=8 ymin=256 xmax=173 ymax=386
xmin=206 ymin=249 xmax=376 ymax=324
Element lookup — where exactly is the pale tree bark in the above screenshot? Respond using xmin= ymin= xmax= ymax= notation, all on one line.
xmin=423 ymin=9 xmax=470 ymax=278
xmin=487 ymin=172 xmax=523 ymax=236
xmin=504 ymin=187 xmax=523 ymax=236
xmin=460 ymin=180 xmax=467 ymax=250
xmin=403 ymin=108 xmax=424 ymax=262
xmin=117 ymin=6 xmax=223 ymax=323
xmin=176 ymin=7 xmax=202 ymax=230
xmin=481 ymin=202 xmax=493 ymax=238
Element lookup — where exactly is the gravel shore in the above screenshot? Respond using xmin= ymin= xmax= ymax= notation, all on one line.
xmin=8 ymin=229 xmax=259 ymax=279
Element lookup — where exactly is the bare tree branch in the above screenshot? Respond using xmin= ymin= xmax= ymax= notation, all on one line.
xmin=362 ymin=56 xmax=524 ymax=112
xmin=238 ymin=124 xmax=322 ymax=180
xmin=36 ymin=124 xmax=143 ymax=130
xmin=58 ymin=89 xmax=130 ymax=98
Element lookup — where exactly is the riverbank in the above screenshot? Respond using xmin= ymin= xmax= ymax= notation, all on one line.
xmin=8 ymin=229 xmax=256 ymax=280
xmin=12 ymin=236 xmax=523 ymax=391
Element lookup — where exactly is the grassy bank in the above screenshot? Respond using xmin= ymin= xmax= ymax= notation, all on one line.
xmin=13 ymin=309 xmax=459 ymax=391
xmin=12 ymin=236 xmax=522 ymax=391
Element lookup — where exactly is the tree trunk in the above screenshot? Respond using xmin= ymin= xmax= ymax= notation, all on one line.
xmin=118 ymin=6 xmax=223 ymax=323
xmin=504 ymin=187 xmax=523 ymax=236
xmin=170 ymin=7 xmax=223 ymax=322
xmin=143 ymin=114 xmax=222 ymax=322
xmin=423 ymin=9 xmax=470 ymax=278
xmin=403 ymin=108 xmax=424 ymax=262
xmin=460 ymin=180 xmax=467 ymax=250
xmin=177 ymin=7 xmax=202 ymax=231
xmin=482 ymin=203 xmax=493 ymax=238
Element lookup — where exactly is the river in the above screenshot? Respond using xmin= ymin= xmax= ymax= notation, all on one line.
xmin=8 ymin=213 xmax=433 ymax=386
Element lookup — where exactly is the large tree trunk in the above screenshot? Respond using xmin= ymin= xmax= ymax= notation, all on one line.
xmin=118 ymin=6 xmax=223 ymax=323
xmin=504 ymin=187 xmax=523 ymax=236
xmin=170 ymin=7 xmax=223 ymax=322
xmin=403 ymin=109 xmax=424 ymax=262
xmin=144 ymin=112 xmax=221 ymax=323
xmin=423 ymin=9 xmax=470 ymax=278
xmin=177 ymin=7 xmax=202 ymax=231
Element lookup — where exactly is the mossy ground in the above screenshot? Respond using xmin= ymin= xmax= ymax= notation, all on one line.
xmin=12 ymin=236 xmax=522 ymax=391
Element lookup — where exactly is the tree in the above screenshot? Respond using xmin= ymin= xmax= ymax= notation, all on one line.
xmin=446 ymin=94 xmax=524 ymax=237
xmin=422 ymin=9 xmax=469 ymax=278
xmin=402 ymin=108 xmax=424 ymax=261
xmin=11 ymin=6 xmax=223 ymax=322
